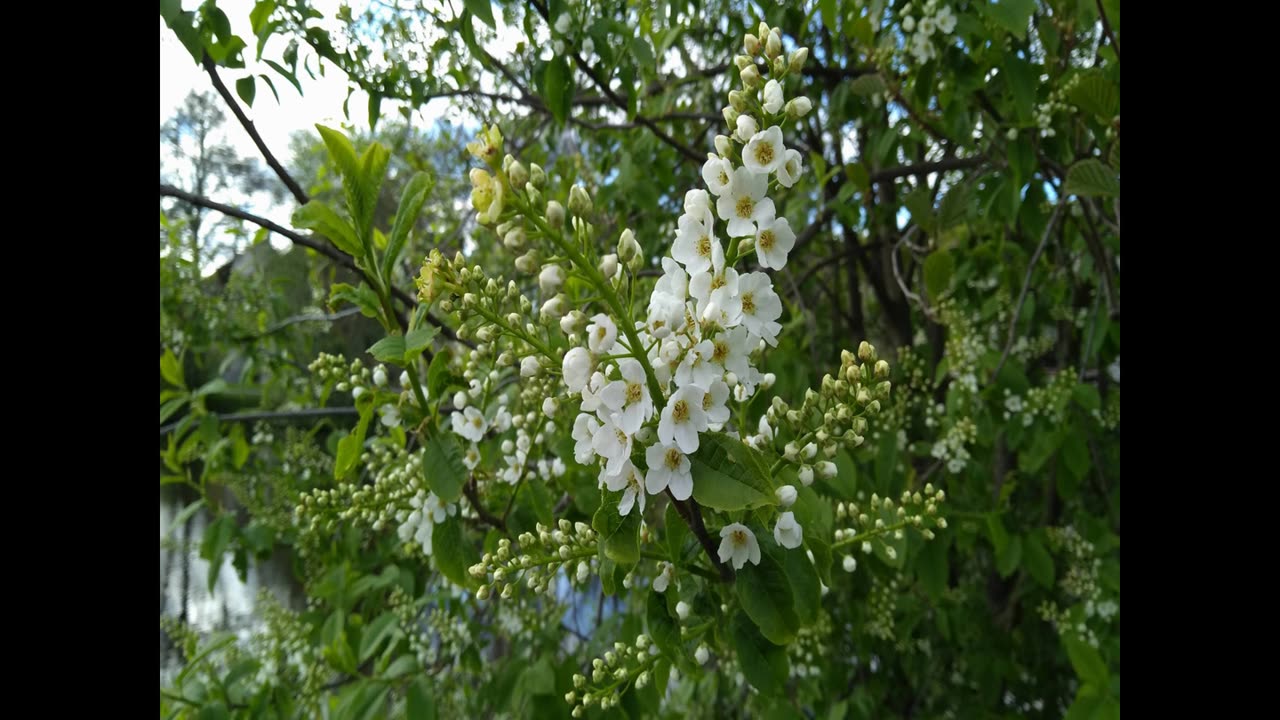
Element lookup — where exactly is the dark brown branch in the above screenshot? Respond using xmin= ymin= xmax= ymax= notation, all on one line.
xmin=992 ymin=200 xmax=1067 ymax=380
xmin=666 ymin=491 xmax=734 ymax=583
xmin=202 ymin=54 xmax=309 ymax=206
xmin=160 ymin=407 xmax=359 ymax=435
xmin=464 ymin=476 xmax=509 ymax=535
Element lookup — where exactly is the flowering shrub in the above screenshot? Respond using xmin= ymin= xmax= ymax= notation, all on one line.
xmin=161 ymin=2 xmax=1119 ymax=718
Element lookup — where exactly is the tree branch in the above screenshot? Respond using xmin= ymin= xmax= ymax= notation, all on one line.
xmin=1095 ymin=0 xmax=1120 ymax=61
xmin=160 ymin=407 xmax=359 ymax=435
xmin=666 ymin=492 xmax=734 ymax=583
xmin=992 ymin=200 xmax=1068 ymax=380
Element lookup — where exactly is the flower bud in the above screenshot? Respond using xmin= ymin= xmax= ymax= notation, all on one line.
xmin=715 ymin=134 xmax=732 ymax=157
xmin=728 ymin=89 xmax=747 ymax=112
xmin=507 ymin=159 xmax=528 ymax=188
xmin=503 ymin=227 xmax=527 ymax=250
xmin=617 ymin=228 xmax=641 ymax=267
xmin=453 ymin=391 xmax=468 ymax=410
xmin=765 ymin=29 xmax=782 ymax=59
xmin=546 ymin=200 xmax=566 ymax=229
xmin=734 ymin=54 xmax=753 ymax=71
xmin=776 ymin=484 xmax=797 ymax=508
xmin=515 ymin=252 xmax=539 ymax=274
xmin=676 ymin=601 xmax=691 ymax=620
xmin=772 ymin=55 xmax=786 ymax=75
xmin=529 ymin=162 xmax=546 ymax=188
xmin=858 ymin=341 xmax=876 ymax=362
xmin=723 ymin=105 xmax=740 ymax=128
xmin=521 ymin=356 xmax=541 ymax=377
xmin=540 ymin=264 xmax=565 ymax=295
xmin=740 ymin=63 xmax=761 ymax=88
xmin=569 ymin=185 xmax=593 ymax=216
xmin=789 ymin=47 xmax=809 ymax=73
xmin=599 ymin=253 xmax=619 ymax=279
xmin=786 ymin=96 xmax=813 ymax=119
xmin=743 ymin=33 xmax=760 ymax=55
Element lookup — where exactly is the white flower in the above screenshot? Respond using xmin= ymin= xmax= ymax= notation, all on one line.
xmin=493 ymin=407 xmax=512 ymax=432
xmin=453 ymin=390 xmax=468 ymax=410
xmin=753 ymin=215 xmax=796 ymax=270
xmin=351 ymin=386 xmax=366 ymax=400
xmin=580 ymin=371 xmax=609 ymax=414
xmin=798 ymin=465 xmax=814 ymax=486
xmin=716 ymin=166 xmax=774 ymax=237
xmin=647 ymin=292 xmax=685 ymax=340
xmin=676 ymin=601 xmax=691 ymax=620
xmin=743 ymin=126 xmax=787 ymax=176
xmin=903 ymin=15 xmax=916 ymax=32
xmin=688 ymin=265 xmax=741 ymax=324
xmin=711 ymin=327 xmax=753 ymax=378
xmin=379 ymin=403 xmax=400 ymax=428
xmin=424 ymin=492 xmax=452 ymax=524
xmin=702 ymin=156 xmax=735 ymax=196
xmin=399 ymin=370 xmax=410 ymax=388
xmin=817 ymin=461 xmax=837 ymax=479
xmin=695 ymin=645 xmax=710 ymax=665
xmin=520 ymin=356 xmax=541 ymax=377
xmin=540 ymin=264 xmax=565 ymax=295
xmin=572 ymin=413 xmax=601 ymax=464
xmin=684 ymin=188 xmax=712 ymax=216
xmin=762 ymin=79 xmax=784 ymax=114
xmin=671 ymin=208 xmax=721 ymax=276
xmin=600 ymin=358 xmax=654 ymax=434
xmin=757 ymin=414 xmax=775 ymax=445
xmin=737 ymin=272 xmax=784 ymax=346
xmin=541 ymin=397 xmax=559 ymax=418
xmin=452 ymin=406 xmax=488 ymax=442
xmin=773 ymin=511 xmax=804 ymax=549
xmin=699 ymin=379 xmax=731 ymax=428
xmin=587 ymin=314 xmax=617 ymax=353
xmin=775 ymin=484 xmax=797 ymax=508
xmin=658 ymin=384 xmax=709 ymax=454
xmin=582 ymin=37 xmax=595 ymax=55
xmin=592 ymin=412 xmax=634 ymax=475
xmin=653 ymin=562 xmax=675 ymax=593
xmin=843 ymin=555 xmax=858 ymax=573
xmin=935 ymin=6 xmax=956 ymax=34
xmin=785 ymin=96 xmax=813 ymax=119
xmin=563 ymin=346 xmax=592 ymax=392
xmin=717 ymin=523 xmax=761 ymax=570
xmin=645 ymin=442 xmax=693 ymax=500
xmin=734 ymin=114 xmax=759 ymax=142
xmin=554 ymin=13 xmax=571 ymax=34
xmin=911 ymin=32 xmax=935 ymax=63
xmin=373 ymin=366 xmax=388 ymax=387
xmin=675 ymin=339 xmax=721 ymax=389
xmin=463 ymin=444 xmax=481 ymax=469
xmin=602 ymin=459 xmax=646 ymax=516
xmin=918 ymin=16 xmax=936 ymax=36
xmin=776 ymin=148 xmax=805 ymax=188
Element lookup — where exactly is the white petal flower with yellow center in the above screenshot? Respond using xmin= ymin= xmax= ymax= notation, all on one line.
xmin=658 ymin=384 xmax=709 ymax=454
xmin=563 ymin=346 xmax=591 ymax=392
xmin=776 ymin=148 xmax=805 ymax=188
xmin=645 ymin=442 xmax=693 ymax=500
xmin=587 ymin=313 xmax=618 ymax=354
xmin=688 ymin=265 xmax=742 ymax=324
xmin=452 ymin=406 xmax=488 ymax=442
xmin=671 ymin=209 xmax=721 ymax=276
xmin=572 ymin=413 xmax=600 ymax=464
xmin=675 ymin=339 xmax=721 ymax=389
xmin=737 ymin=272 xmax=784 ymax=345
xmin=743 ymin=126 xmax=787 ymax=176
xmin=591 ymin=412 xmax=634 ymax=476
xmin=716 ymin=167 xmax=775 ymax=237
xmin=602 ymin=459 xmax=646 ymax=516
xmin=698 ymin=379 xmax=731 ymax=428
xmin=717 ymin=523 xmax=761 ymax=569
xmin=702 ymin=156 xmax=736 ymax=197
xmin=600 ymin=358 xmax=653 ymax=434
xmin=773 ymin=511 xmax=804 ymax=549
xmin=753 ymin=215 xmax=796 ymax=269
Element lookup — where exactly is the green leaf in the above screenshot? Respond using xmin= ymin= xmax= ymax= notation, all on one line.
xmin=1023 ymin=533 xmax=1056 ymax=588
xmin=161 ymin=349 xmax=186 ymax=389
xmin=690 ymin=433 xmax=775 ymax=512
xmin=730 ymin=612 xmax=788 ymax=696
xmin=665 ymin=503 xmax=690 ymax=560
xmin=984 ymin=0 xmax=1035 ymax=40
xmin=463 ymin=0 xmax=495 ymax=29
xmin=235 ymin=76 xmax=255 ymax=107
xmin=368 ymin=335 xmax=406 ymax=365
xmin=544 ymin=58 xmax=573 ymax=125
xmin=197 ymin=703 xmax=230 ymax=720
xmin=334 ymin=682 xmax=389 ymax=720
xmin=358 ymin=613 xmax=399 ymax=663
xmin=1073 ymin=384 xmax=1102 ymax=412
xmin=849 ymin=14 xmax=874 ymax=47
xmin=1068 ymin=73 xmax=1119 ymax=120
xmin=996 ymin=532 xmax=1022 ymax=578
xmin=923 ymin=250 xmax=955 ymax=299
xmin=849 ymin=73 xmax=886 ymax=96
xmin=630 ymin=36 xmax=654 ymax=70
xmin=335 ymin=402 xmax=374 ymax=480
xmin=249 ymin=0 xmax=276 ymax=34
xmin=1003 ymin=54 xmax=1036 ymax=122
xmin=1064 ymin=633 xmax=1110 ymax=687
xmin=592 ymin=490 xmax=641 ymax=565
xmin=406 ymin=677 xmax=437 ymax=720
xmin=384 ymin=654 xmax=419 ymax=679
xmin=735 ymin=544 xmax=799 ymax=645
xmin=385 ymin=172 xmax=435 ymax=282
xmin=200 ymin=515 xmax=236 ymax=592
xmin=432 ymin=514 xmax=477 ymax=588
xmin=1061 ymin=427 xmax=1091 ymax=481
xmin=938 ymin=181 xmax=972 ymax=229
xmin=775 ymin=541 xmax=820 ymax=627
xmin=329 ymin=282 xmax=381 ymax=318
xmin=790 ymin=485 xmax=834 ymax=584
xmin=292 ymin=201 xmax=362 ymax=257
xmin=646 ymin=590 xmax=682 ymax=660
xmin=916 ymin=534 xmax=949 ymax=599
xmin=820 ymin=0 xmax=838 ymax=30
xmin=422 ymin=431 xmax=467 ymax=502
xmin=160 ymin=396 xmax=189 ymax=424
xmin=1064 ymin=159 xmax=1120 ymax=197
xmin=521 ymin=656 xmax=556 ymax=695
xmin=404 ymin=326 xmax=440 ymax=364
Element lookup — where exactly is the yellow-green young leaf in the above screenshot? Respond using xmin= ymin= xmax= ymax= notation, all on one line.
xmin=849 ymin=73 xmax=886 ymax=96
xmin=335 ymin=403 xmax=374 ymax=480
xmin=924 ymin=250 xmax=955 ymax=299
xmin=432 ymin=515 xmax=478 ymax=588
xmin=464 ymin=0 xmax=496 ymax=29
xmin=729 ymin=612 xmax=789 ymax=696
xmin=404 ymin=326 xmax=440 ymax=364
xmin=422 ymin=432 xmax=467 ymax=502
xmin=646 ymin=590 xmax=682 ymax=660
xmin=368 ymin=335 xmax=407 ymax=365
xmin=249 ymin=0 xmax=276 ymax=34
xmin=329 ymin=282 xmax=381 ymax=318
xmin=735 ymin=543 xmax=799 ymax=645
xmin=235 ymin=75 xmax=255 ymax=107
xmin=385 ymin=171 xmax=435 ymax=282
xmin=161 ymin=349 xmax=186 ymax=389
xmin=160 ymin=396 xmax=189 ymax=424
xmin=292 ymin=201 xmax=362 ymax=257
xmin=354 ymin=141 xmax=391 ymax=238
xmin=690 ymin=433 xmax=775 ymax=512
xmin=1064 ymin=159 xmax=1120 ymax=197
xmin=406 ymin=677 xmax=437 ymax=720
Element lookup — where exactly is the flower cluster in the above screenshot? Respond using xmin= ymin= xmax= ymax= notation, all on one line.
xmin=832 ymin=484 xmax=948 ymax=565
xmin=567 ymin=632 xmax=665 ymax=716
xmin=467 ymin=520 xmax=600 ymax=600
xmin=900 ymin=1 xmax=958 ymax=64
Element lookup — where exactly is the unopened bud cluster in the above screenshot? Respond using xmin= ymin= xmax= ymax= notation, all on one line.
xmin=468 ymin=520 xmax=599 ymax=601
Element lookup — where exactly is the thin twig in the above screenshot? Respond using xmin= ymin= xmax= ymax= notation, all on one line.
xmin=992 ymin=200 xmax=1068 ymax=380
xmin=1095 ymin=0 xmax=1120 ymax=61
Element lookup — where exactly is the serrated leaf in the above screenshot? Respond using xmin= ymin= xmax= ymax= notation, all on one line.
xmin=592 ymin=490 xmax=641 ymax=565
xmin=1003 ymin=53 xmax=1036 ymax=122
xmin=404 ymin=326 xmax=439 ymax=364
xmin=924 ymin=250 xmax=955 ymax=299
xmin=735 ymin=544 xmax=799 ymax=645
xmin=690 ymin=433 xmax=775 ymax=512
xmin=422 ymin=431 xmax=467 ymax=502
xmin=1068 ymin=73 xmax=1119 ymax=120
xmin=368 ymin=335 xmax=407 ymax=365
xmin=1064 ymin=159 xmax=1120 ymax=197
xmin=849 ymin=73 xmax=886 ymax=96
xmin=730 ymin=612 xmax=788 ymax=696
xmin=329 ymin=282 xmax=381 ymax=318
xmin=984 ymin=0 xmax=1035 ymax=40
xmin=385 ymin=172 xmax=434 ymax=282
